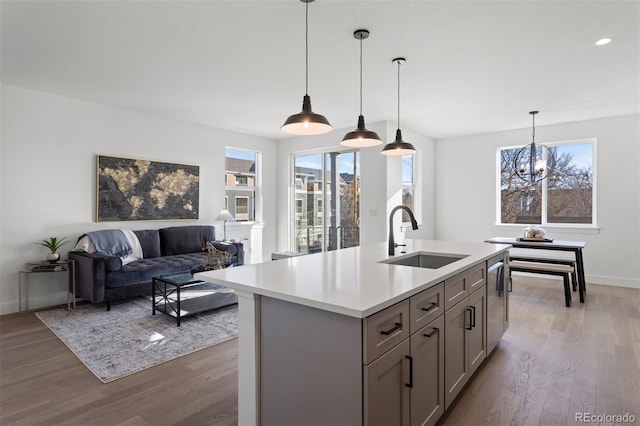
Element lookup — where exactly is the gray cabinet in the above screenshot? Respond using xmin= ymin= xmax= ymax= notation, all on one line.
xmin=444 ymin=294 xmax=468 ymax=407
xmin=364 ymin=339 xmax=411 ymax=426
xmin=444 ymin=263 xmax=484 ymax=310
xmin=364 ymin=285 xmax=446 ymax=426
xmin=467 ymin=286 xmax=486 ymax=376
xmin=258 ymin=259 xmax=499 ymax=426
xmin=410 ymin=315 xmax=445 ymax=426
xmin=444 ymin=266 xmax=487 ymax=409
xmin=410 ymin=282 xmax=444 ymax=334
xmin=364 ymin=300 xmax=410 ymax=364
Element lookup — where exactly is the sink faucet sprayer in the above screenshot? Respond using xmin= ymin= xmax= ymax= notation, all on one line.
xmin=389 ymin=205 xmax=419 ymax=255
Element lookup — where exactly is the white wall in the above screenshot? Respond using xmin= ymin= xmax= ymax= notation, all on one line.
xmin=434 ymin=114 xmax=640 ymax=288
xmin=0 ymin=84 xmax=278 ymax=314
xmin=275 ymin=121 xmax=435 ymax=252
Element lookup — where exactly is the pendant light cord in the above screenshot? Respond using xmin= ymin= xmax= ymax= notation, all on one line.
xmin=359 ymin=36 xmax=363 ymax=115
xmin=397 ymin=60 xmax=401 ymax=129
xmin=531 ymin=112 xmax=536 ymax=144
xmin=305 ymin=0 xmax=309 ymax=95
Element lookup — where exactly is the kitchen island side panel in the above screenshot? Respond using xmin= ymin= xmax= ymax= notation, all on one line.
xmin=260 ymin=296 xmax=363 ymax=426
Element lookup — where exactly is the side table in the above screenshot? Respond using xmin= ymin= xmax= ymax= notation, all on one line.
xmin=18 ymin=259 xmax=76 ymax=312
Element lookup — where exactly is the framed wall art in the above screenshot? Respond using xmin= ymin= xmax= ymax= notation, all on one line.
xmin=96 ymin=155 xmax=200 ymax=222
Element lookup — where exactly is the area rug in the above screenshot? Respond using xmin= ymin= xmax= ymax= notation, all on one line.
xmin=35 ymin=284 xmax=238 ymax=383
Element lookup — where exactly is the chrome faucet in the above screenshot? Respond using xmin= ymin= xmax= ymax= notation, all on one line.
xmin=388 ymin=205 xmax=419 ymax=255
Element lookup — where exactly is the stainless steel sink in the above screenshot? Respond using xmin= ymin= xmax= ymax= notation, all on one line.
xmin=379 ymin=252 xmax=468 ymax=269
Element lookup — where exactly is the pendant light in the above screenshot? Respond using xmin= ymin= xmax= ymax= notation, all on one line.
xmin=513 ymin=111 xmax=556 ymax=184
xmin=340 ymin=29 xmax=382 ymax=147
xmin=381 ymin=57 xmax=417 ymax=156
xmin=281 ymin=0 xmax=332 ymax=136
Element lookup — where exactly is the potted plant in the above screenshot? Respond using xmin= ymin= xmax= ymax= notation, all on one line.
xmin=37 ymin=236 xmax=70 ymax=262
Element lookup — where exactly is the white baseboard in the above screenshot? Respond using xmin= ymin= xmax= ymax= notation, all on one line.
xmin=585 ymin=274 xmax=639 ymax=289
xmin=510 ymin=271 xmax=639 ymax=289
xmin=0 ymin=291 xmax=70 ymax=316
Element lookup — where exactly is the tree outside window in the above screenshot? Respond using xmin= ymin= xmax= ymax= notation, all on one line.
xmin=500 ymin=140 xmax=594 ymax=225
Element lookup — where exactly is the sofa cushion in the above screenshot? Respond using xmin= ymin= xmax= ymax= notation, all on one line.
xmin=105 ymin=256 xmax=123 ymax=272
xmin=105 ymin=253 xmax=209 ymax=289
xmin=133 ymin=229 xmax=161 ymax=259
xmin=159 ymin=226 xmax=215 ymax=256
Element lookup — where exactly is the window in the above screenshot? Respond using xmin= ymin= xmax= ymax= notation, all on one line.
xmin=292 ymin=150 xmax=360 ymax=254
xmin=401 ymin=154 xmax=415 ymax=222
xmin=225 ymin=148 xmax=258 ymax=222
xmin=499 ymin=139 xmax=595 ymax=225
xmin=235 ymin=196 xmax=249 ymax=221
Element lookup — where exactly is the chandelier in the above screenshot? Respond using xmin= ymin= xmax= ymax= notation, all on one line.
xmin=513 ymin=111 xmax=555 ymax=184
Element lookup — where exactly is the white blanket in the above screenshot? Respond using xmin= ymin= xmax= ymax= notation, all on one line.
xmin=73 ymin=229 xmax=143 ymax=266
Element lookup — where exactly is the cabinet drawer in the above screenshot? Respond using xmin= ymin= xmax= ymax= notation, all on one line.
xmin=363 ymin=299 xmax=410 ymax=364
xmin=410 ymin=282 xmax=444 ymax=334
xmin=444 ymin=270 xmax=468 ymax=310
xmin=468 ymin=263 xmax=486 ymax=293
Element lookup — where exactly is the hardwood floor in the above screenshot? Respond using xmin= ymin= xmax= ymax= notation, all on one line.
xmin=1 ymin=277 xmax=639 ymax=425
xmin=439 ymin=277 xmax=640 ymax=426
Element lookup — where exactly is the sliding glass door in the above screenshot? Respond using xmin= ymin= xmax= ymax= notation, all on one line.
xmin=292 ymin=150 xmax=360 ymax=254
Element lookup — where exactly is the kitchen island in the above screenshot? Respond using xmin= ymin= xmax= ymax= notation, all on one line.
xmin=196 ymin=239 xmax=511 ymax=426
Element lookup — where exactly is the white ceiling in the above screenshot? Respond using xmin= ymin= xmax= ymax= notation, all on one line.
xmin=2 ymin=0 xmax=638 ymax=140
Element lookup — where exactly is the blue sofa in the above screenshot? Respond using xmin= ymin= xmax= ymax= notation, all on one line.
xmin=69 ymin=225 xmax=243 ymax=310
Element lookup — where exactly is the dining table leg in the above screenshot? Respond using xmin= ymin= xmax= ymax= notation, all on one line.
xmin=575 ymin=248 xmax=586 ymax=303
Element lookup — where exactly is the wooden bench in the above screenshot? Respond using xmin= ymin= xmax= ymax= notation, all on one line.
xmin=509 ymin=255 xmax=578 ymax=292
xmin=509 ymin=260 xmax=575 ymax=307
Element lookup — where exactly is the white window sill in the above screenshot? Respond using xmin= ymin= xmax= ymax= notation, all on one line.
xmin=494 ymin=223 xmax=600 ymax=235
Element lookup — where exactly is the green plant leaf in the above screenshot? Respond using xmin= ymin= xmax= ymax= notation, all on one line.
xmin=36 ymin=236 xmax=70 ymax=252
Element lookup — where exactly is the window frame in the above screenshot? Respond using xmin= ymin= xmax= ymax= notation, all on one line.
xmin=496 ymin=137 xmax=598 ymax=231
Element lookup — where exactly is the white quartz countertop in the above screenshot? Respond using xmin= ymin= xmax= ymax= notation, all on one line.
xmin=196 ymin=239 xmax=511 ymax=318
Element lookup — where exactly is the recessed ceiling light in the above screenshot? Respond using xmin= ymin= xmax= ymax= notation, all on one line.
xmin=595 ymin=38 xmax=613 ymax=46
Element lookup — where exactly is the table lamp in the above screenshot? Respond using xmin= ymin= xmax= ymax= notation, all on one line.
xmin=216 ymin=209 xmax=235 ymax=241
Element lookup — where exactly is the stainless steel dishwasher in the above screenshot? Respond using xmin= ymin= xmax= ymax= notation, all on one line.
xmin=487 ymin=254 xmax=509 ymax=354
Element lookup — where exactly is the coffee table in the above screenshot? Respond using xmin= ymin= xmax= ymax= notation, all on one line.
xmin=152 ymin=272 xmax=238 ymax=326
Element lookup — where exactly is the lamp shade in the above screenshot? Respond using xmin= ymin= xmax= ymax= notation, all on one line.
xmin=281 ymin=95 xmax=333 ymax=135
xmin=341 ymin=115 xmax=382 ymax=147
xmin=381 ymin=129 xmax=417 ymax=156
xmin=216 ymin=209 xmax=235 ymax=222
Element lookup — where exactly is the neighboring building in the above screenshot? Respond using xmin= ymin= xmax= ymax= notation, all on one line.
xmin=225 ymin=157 xmax=256 ymax=222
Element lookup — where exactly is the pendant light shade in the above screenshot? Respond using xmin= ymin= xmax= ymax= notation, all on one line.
xmin=281 ymin=0 xmax=332 ymax=136
xmin=282 ymin=95 xmax=333 ymax=135
xmin=341 ymin=29 xmax=382 ymax=147
xmin=381 ymin=129 xmax=417 ymax=155
xmin=513 ymin=111 xmax=556 ymax=184
xmin=381 ymin=57 xmax=416 ymax=156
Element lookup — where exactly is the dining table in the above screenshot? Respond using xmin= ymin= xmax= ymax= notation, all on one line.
xmin=484 ymin=237 xmax=587 ymax=303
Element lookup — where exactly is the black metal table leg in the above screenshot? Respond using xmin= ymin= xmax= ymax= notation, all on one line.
xmin=575 ymin=248 xmax=586 ymax=303
xmin=152 ymin=278 xmax=157 ymax=315
xmin=176 ymin=284 xmax=181 ymax=327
